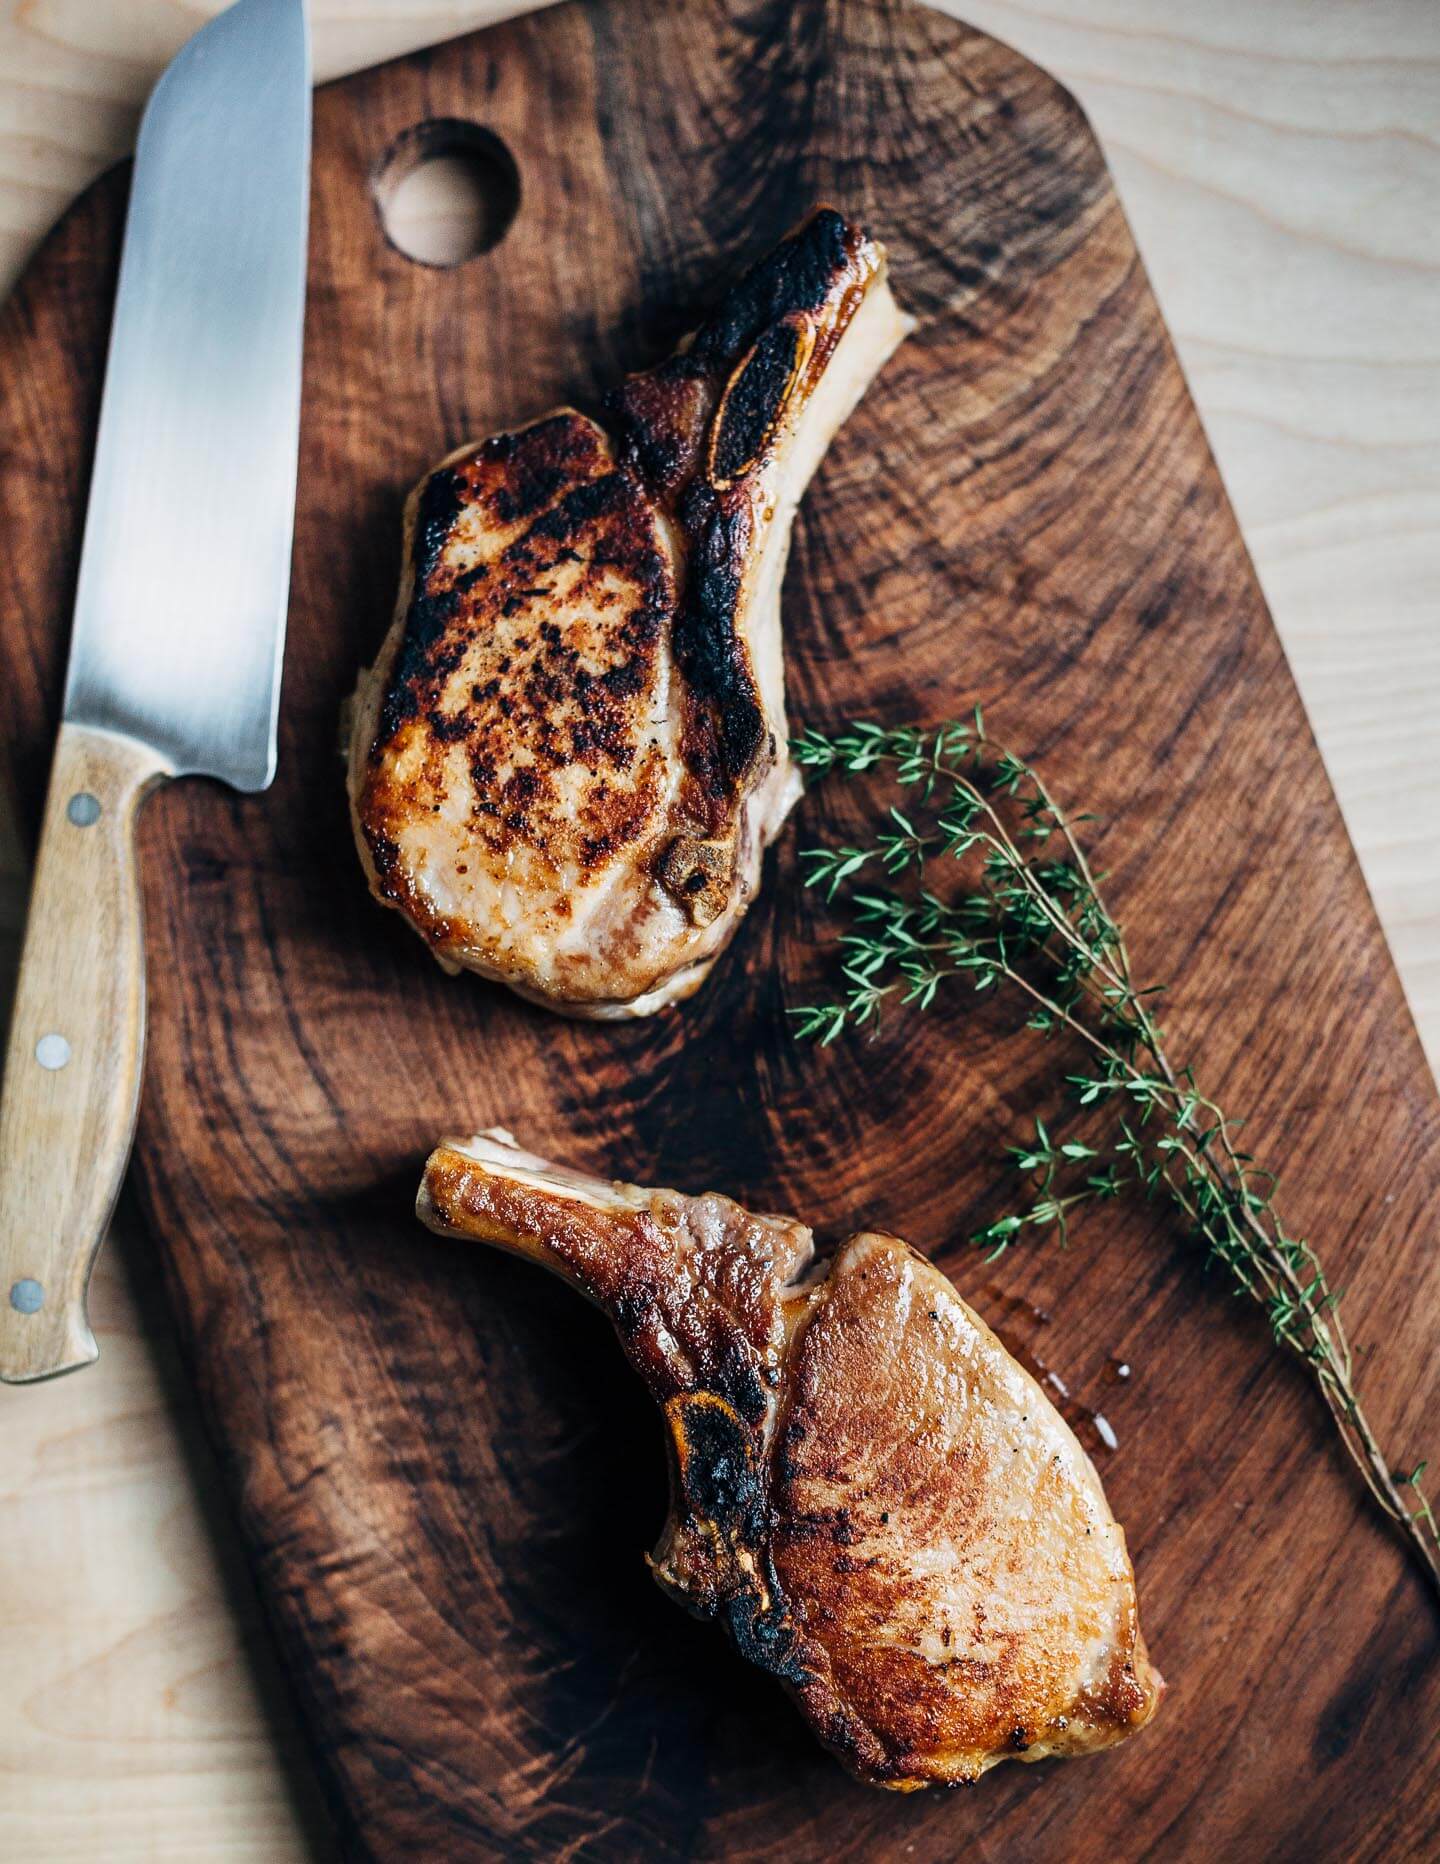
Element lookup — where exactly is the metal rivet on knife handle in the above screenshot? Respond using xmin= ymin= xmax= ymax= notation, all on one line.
xmin=34 ymin=1034 xmax=72 ymax=1071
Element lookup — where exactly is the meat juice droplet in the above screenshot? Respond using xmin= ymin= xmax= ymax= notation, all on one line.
xmin=981 ymin=1296 xmax=1119 ymax=1456
xmin=983 ymin=1319 xmax=1117 ymax=1446
xmin=1104 ymin=1356 xmax=1132 ymax=1384
xmin=1065 ymin=1404 xmax=1118 ymax=1458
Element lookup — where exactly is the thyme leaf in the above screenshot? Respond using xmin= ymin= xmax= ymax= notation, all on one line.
xmin=791 ymin=715 xmax=1440 ymax=1597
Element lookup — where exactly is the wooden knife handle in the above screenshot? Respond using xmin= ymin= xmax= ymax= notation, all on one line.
xmin=0 ymin=722 xmax=170 ymax=1382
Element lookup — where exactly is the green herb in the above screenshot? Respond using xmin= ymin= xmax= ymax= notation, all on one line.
xmin=791 ymin=714 xmax=1440 ymax=1596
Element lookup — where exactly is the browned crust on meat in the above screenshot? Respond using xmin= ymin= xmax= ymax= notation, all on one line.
xmin=353 ymin=413 xmax=679 ymax=956
xmin=649 ymin=1393 xmax=813 ymax=1687
xmin=767 ymin=1235 xmax=1160 ymax=1786
xmin=605 ymin=206 xmax=886 ymax=817
xmin=419 ymin=1146 xmax=795 ymax=1427
xmin=423 ymin=1145 xmax=826 ymax=1698
xmin=348 ymin=207 xmax=898 ymax=1011
xmin=419 ymin=1144 xmax=1163 ymax=1792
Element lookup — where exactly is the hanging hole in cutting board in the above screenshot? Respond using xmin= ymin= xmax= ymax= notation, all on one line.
xmin=373 ymin=120 xmax=520 ymax=267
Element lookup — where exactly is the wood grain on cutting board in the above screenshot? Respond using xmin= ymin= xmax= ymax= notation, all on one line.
xmin=2 ymin=3 xmax=1438 ymax=1864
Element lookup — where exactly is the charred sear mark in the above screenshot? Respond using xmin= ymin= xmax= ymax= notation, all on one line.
xmin=723 ymin=1587 xmax=807 ymax=1685
xmin=374 ymin=597 xmax=460 ymax=745
xmin=690 ymin=206 xmax=853 ymax=370
xmin=709 ymin=322 xmax=810 ymax=487
xmin=673 ymin=486 xmax=767 ymax=789
xmin=662 ymin=1393 xmax=809 ymax=1687
xmin=412 ymin=466 xmax=465 ymax=582
xmin=601 ymin=362 xmax=713 ymax=503
xmin=527 ymin=469 xmax=632 ymax=544
xmin=606 ymin=208 xmax=873 ymax=801
xmin=360 ymin=411 xmax=680 ymax=881
xmin=366 ymin=829 xmax=401 ymax=885
xmin=602 ymin=206 xmax=863 ymax=508
xmin=669 ymin=1393 xmax=764 ymax=1533
xmin=479 ymin=412 xmax=609 ymax=485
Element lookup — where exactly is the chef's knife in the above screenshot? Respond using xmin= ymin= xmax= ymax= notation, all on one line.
xmin=0 ymin=0 xmax=310 ymax=1381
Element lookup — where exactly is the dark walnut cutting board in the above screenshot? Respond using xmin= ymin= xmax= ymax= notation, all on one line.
xmin=2 ymin=1 xmax=1438 ymax=1857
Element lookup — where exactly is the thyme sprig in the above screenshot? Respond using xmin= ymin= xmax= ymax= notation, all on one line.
xmin=791 ymin=714 xmax=1440 ymax=1596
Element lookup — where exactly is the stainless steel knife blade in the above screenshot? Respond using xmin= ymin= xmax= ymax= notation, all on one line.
xmin=65 ymin=0 xmax=311 ymax=790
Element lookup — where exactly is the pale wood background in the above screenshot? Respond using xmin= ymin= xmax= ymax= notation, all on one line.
xmin=1 ymin=1 xmax=1436 ymax=1857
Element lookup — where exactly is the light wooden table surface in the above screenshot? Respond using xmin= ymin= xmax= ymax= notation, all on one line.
xmin=2 ymin=2 xmax=1436 ymax=1856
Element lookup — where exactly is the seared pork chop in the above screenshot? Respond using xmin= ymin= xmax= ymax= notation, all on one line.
xmin=349 ymin=210 xmax=911 ymax=1016
xmin=419 ymin=1131 xmax=1163 ymax=1788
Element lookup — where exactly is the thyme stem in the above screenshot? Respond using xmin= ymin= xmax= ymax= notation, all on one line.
xmin=791 ymin=714 xmax=1440 ymax=1598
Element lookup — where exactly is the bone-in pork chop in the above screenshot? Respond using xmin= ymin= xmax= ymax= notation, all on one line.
xmin=418 ymin=1130 xmax=1163 ymax=1788
xmin=348 ymin=209 xmax=911 ymax=1016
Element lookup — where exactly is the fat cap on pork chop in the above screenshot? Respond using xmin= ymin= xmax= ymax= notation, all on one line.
xmin=418 ymin=1129 xmax=1163 ymax=1789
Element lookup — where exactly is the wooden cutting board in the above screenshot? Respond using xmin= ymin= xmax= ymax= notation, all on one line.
xmin=3 ymin=1 xmax=1438 ymax=1856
